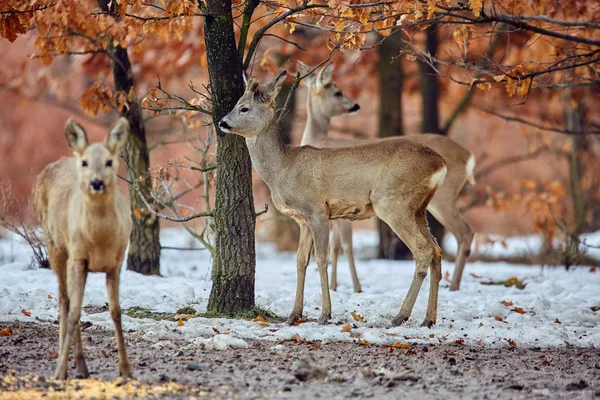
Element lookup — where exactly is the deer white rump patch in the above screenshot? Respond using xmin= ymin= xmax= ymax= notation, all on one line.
xmin=466 ymin=154 xmax=476 ymax=185
xmin=429 ymin=165 xmax=447 ymax=189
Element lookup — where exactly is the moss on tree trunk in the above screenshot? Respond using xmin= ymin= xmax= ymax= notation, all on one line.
xmin=204 ymin=0 xmax=256 ymax=314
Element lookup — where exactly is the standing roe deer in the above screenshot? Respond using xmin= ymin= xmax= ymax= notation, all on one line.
xmin=298 ymin=62 xmax=475 ymax=292
xmin=219 ymin=71 xmax=447 ymax=327
xmin=33 ymin=118 xmax=132 ymax=380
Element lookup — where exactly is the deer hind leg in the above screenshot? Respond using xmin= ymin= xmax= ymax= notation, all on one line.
xmin=49 ymin=247 xmax=69 ymax=357
xmin=74 ymin=324 xmax=89 ymax=378
xmin=55 ymin=259 xmax=87 ymax=380
xmin=428 ymin=198 xmax=474 ymax=291
xmin=107 ymin=269 xmax=132 ymax=378
xmin=287 ymin=221 xmax=314 ymax=325
xmin=337 ymin=220 xmax=362 ymax=293
xmin=329 ymin=221 xmax=341 ymax=291
xmin=307 ymin=216 xmax=332 ymax=325
xmin=375 ymin=201 xmax=437 ymax=327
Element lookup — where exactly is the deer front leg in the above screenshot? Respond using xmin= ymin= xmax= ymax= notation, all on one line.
xmin=287 ymin=222 xmax=314 ymax=325
xmin=337 ymin=220 xmax=362 ymax=293
xmin=55 ymin=259 xmax=87 ymax=380
xmin=74 ymin=325 xmax=89 ymax=378
xmin=106 ymin=269 xmax=132 ymax=378
xmin=308 ymin=218 xmax=332 ymax=325
xmin=329 ymin=223 xmax=341 ymax=291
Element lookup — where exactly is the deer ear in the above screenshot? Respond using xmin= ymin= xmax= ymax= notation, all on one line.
xmin=296 ymin=61 xmax=314 ymax=87
xmin=316 ymin=63 xmax=334 ymax=90
xmin=242 ymin=70 xmax=249 ymax=88
xmin=264 ymin=70 xmax=287 ymax=100
xmin=65 ymin=118 xmax=89 ymax=155
xmin=105 ymin=117 xmax=129 ymax=154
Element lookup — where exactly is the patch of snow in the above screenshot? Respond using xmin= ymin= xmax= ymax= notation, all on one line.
xmin=0 ymin=229 xmax=599 ymax=349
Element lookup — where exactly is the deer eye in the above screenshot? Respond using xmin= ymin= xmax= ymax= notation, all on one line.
xmin=105 ymin=160 xmax=113 ymax=167
xmin=335 ymin=92 xmax=343 ymax=97
xmin=82 ymin=160 xmax=88 ymax=168
xmin=240 ymin=107 xmax=249 ymax=113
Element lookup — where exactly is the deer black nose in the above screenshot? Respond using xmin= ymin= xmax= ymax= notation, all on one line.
xmin=349 ymin=104 xmax=360 ymax=112
xmin=219 ymin=120 xmax=232 ymax=131
xmin=90 ymin=179 xmax=105 ymax=191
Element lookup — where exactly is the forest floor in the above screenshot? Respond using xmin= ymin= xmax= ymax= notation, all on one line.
xmin=1 ymin=322 xmax=599 ymax=400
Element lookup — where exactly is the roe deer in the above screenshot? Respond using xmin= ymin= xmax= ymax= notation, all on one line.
xmin=219 ymin=71 xmax=447 ymax=327
xmin=33 ymin=118 xmax=132 ymax=380
xmin=298 ymin=62 xmax=475 ymax=292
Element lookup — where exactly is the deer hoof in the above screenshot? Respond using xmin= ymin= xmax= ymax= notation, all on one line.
xmin=330 ymin=284 xmax=337 ymax=291
xmin=391 ymin=314 xmax=410 ymax=327
xmin=54 ymin=365 xmax=68 ymax=381
xmin=318 ymin=313 xmax=331 ymax=325
xmin=286 ymin=312 xmax=302 ymax=325
xmin=420 ymin=318 xmax=436 ymax=328
xmin=354 ymin=287 xmax=362 ymax=294
xmin=119 ymin=361 xmax=132 ymax=379
xmin=75 ymin=361 xmax=90 ymax=379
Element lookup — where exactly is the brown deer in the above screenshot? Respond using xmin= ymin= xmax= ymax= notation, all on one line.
xmin=298 ymin=62 xmax=475 ymax=292
xmin=33 ymin=118 xmax=132 ymax=380
xmin=219 ymin=71 xmax=447 ymax=327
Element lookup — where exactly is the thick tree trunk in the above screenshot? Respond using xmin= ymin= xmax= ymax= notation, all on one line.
xmin=376 ymin=30 xmax=408 ymax=260
xmin=271 ymin=82 xmax=300 ymax=251
xmin=204 ymin=0 xmax=256 ymax=314
xmin=100 ymin=0 xmax=160 ymax=275
xmin=418 ymin=26 xmax=445 ymax=251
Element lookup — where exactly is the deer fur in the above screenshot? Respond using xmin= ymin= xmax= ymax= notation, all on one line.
xmin=33 ymin=118 xmax=132 ymax=380
xmin=298 ymin=62 xmax=475 ymax=292
xmin=219 ymin=71 xmax=447 ymax=327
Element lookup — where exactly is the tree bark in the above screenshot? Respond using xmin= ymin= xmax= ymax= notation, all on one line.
xmin=204 ymin=0 xmax=256 ymax=314
xmin=376 ymin=30 xmax=409 ymax=260
xmin=100 ymin=0 xmax=161 ymax=275
xmin=418 ymin=26 xmax=445 ymax=251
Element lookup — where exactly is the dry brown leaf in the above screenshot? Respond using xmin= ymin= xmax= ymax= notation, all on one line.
xmin=47 ymin=295 xmax=53 ymax=300
xmin=0 ymin=328 xmax=12 ymax=337
xmin=476 ymin=340 xmax=486 ymax=347
xmin=291 ymin=334 xmax=308 ymax=344
xmin=357 ymin=338 xmax=370 ymax=346
xmin=259 ymin=321 xmax=269 ymax=327
xmin=454 ymin=339 xmax=465 ymax=345
xmin=351 ymin=311 xmax=365 ymax=323
xmin=494 ymin=315 xmax=503 ymax=322
xmin=133 ymin=208 xmax=143 ymax=220
xmin=177 ymin=318 xmax=184 ymax=327
xmin=253 ymin=315 xmax=265 ymax=322
xmin=443 ymin=271 xmax=451 ymax=282
xmin=470 ymin=273 xmax=482 ymax=279
xmin=506 ymin=338 xmax=518 ymax=348
xmin=511 ymin=307 xmax=526 ymax=314
xmin=590 ymin=267 xmax=597 ymax=273
xmin=500 ymin=301 xmax=513 ymax=307
xmin=429 ymin=333 xmax=435 ymax=338
xmin=391 ymin=342 xmax=411 ymax=349
xmin=479 ymin=322 xmax=484 ymax=327
xmin=293 ymin=318 xmax=308 ymax=326
xmin=212 ymin=327 xmax=220 ymax=334
xmin=341 ymin=323 xmax=351 ymax=333
xmin=48 ymin=351 xmax=59 ymax=359
xmin=21 ymin=310 xmax=31 ymax=317
xmin=307 ymin=342 xmax=321 ymax=350
xmin=554 ymin=319 xmax=561 ymax=324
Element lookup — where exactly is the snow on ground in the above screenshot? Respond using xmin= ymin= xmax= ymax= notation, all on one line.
xmin=0 ymin=229 xmax=598 ymax=349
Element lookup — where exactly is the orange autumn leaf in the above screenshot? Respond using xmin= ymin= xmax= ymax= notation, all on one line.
xmin=494 ymin=315 xmax=503 ymax=322
xmin=443 ymin=271 xmax=451 ymax=282
xmin=357 ymin=338 xmax=370 ymax=346
xmin=259 ymin=321 xmax=269 ymax=327
xmin=391 ymin=342 xmax=411 ymax=349
xmin=454 ymin=339 xmax=465 ymax=345
xmin=133 ymin=208 xmax=143 ymax=220
xmin=351 ymin=311 xmax=365 ymax=323
xmin=0 ymin=327 xmax=12 ymax=336
xmin=21 ymin=310 xmax=31 ymax=317
xmin=293 ymin=318 xmax=308 ymax=326
xmin=252 ymin=315 xmax=265 ymax=322
xmin=500 ymin=301 xmax=513 ymax=307
xmin=178 ymin=318 xmax=184 ymax=327
xmin=341 ymin=323 xmax=351 ymax=333
xmin=511 ymin=307 xmax=526 ymax=314
xmin=307 ymin=342 xmax=321 ymax=350
xmin=505 ymin=338 xmax=518 ymax=348
xmin=429 ymin=333 xmax=435 ymax=338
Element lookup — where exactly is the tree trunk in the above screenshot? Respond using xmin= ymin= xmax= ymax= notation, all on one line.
xmin=100 ymin=0 xmax=161 ymax=275
xmin=418 ymin=26 xmax=445 ymax=251
xmin=271 ymin=82 xmax=300 ymax=251
xmin=376 ymin=30 xmax=409 ymax=260
xmin=204 ymin=0 xmax=256 ymax=314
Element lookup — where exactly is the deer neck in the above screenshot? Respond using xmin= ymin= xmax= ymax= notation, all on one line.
xmin=245 ymin=117 xmax=288 ymax=186
xmin=81 ymin=191 xmax=117 ymax=224
xmin=302 ymin=93 xmax=330 ymax=145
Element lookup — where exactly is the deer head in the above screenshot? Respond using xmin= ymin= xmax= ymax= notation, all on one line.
xmin=297 ymin=61 xmax=360 ymax=118
xmin=65 ymin=117 xmax=129 ymax=197
xmin=219 ymin=71 xmax=287 ymax=138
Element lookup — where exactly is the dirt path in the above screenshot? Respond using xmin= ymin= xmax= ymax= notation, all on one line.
xmin=1 ymin=322 xmax=598 ymax=399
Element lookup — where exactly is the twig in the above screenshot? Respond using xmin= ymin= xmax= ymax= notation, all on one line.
xmin=133 ymin=181 xmax=213 ymax=222
xmin=255 ymin=204 xmax=269 ymax=217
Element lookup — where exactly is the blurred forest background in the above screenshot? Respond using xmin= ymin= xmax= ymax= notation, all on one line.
xmin=1 ymin=0 xmax=599 ymax=294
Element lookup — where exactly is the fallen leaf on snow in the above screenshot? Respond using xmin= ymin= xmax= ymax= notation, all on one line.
xmin=555 ymin=319 xmax=561 ymax=324
xmin=443 ymin=271 xmax=451 ymax=282
xmin=505 ymin=338 xmax=518 ymax=348
xmin=357 ymin=338 xmax=371 ymax=346
xmin=429 ymin=333 xmax=435 ymax=338
xmin=511 ymin=307 xmax=526 ymax=314
xmin=341 ymin=323 xmax=351 ymax=333
xmin=494 ymin=315 xmax=504 ymax=322
xmin=47 ymin=295 xmax=53 ymax=300
xmin=252 ymin=315 xmax=265 ymax=322
xmin=294 ymin=318 xmax=308 ymax=326
xmin=351 ymin=311 xmax=365 ymax=323
xmin=454 ymin=339 xmax=465 ymax=345
xmin=390 ymin=342 xmax=411 ymax=349
xmin=307 ymin=342 xmax=321 ymax=350
xmin=21 ymin=310 xmax=31 ymax=317
xmin=476 ymin=340 xmax=486 ymax=347
xmin=177 ymin=318 xmax=184 ymax=327
xmin=500 ymin=300 xmax=514 ymax=307
xmin=212 ymin=327 xmax=220 ymax=334
xmin=470 ymin=273 xmax=482 ymax=279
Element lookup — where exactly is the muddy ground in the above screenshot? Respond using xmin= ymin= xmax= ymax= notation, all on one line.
xmin=0 ymin=322 xmax=598 ymax=399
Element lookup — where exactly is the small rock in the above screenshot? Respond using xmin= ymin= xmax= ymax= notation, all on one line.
xmin=186 ymin=363 xmax=203 ymax=371
xmin=291 ymin=355 xmax=328 ymax=381
xmin=508 ymin=384 xmax=524 ymax=390
xmin=566 ymin=380 xmax=588 ymax=391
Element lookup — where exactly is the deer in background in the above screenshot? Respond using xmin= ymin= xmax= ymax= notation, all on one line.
xmin=298 ymin=62 xmax=475 ymax=292
xmin=219 ymin=71 xmax=447 ymax=327
xmin=33 ymin=118 xmax=132 ymax=380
